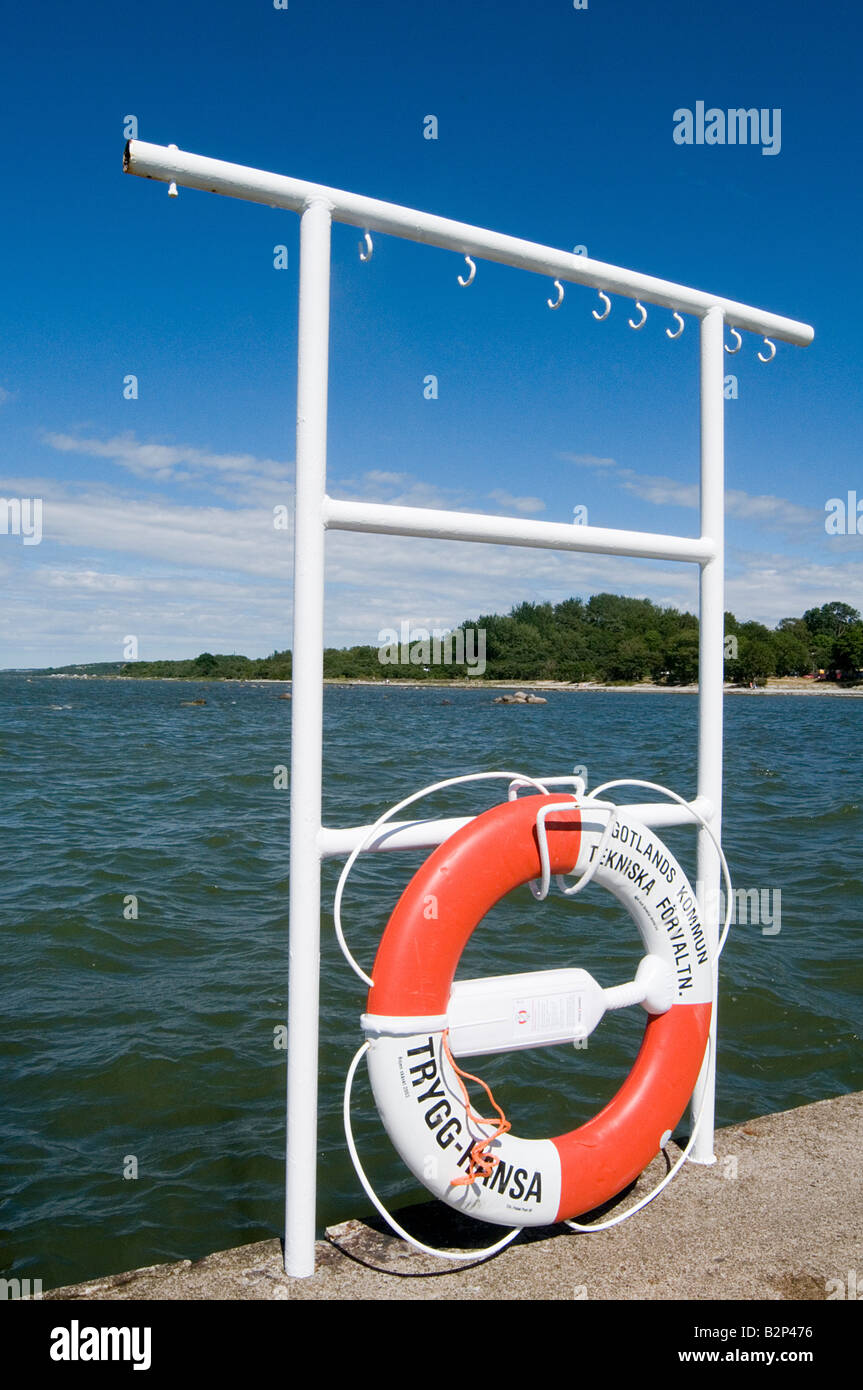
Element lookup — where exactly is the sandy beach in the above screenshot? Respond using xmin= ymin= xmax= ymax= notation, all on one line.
xmin=320 ymin=676 xmax=863 ymax=698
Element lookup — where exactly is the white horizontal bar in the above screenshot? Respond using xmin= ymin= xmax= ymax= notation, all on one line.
xmin=606 ymin=796 xmax=714 ymax=829
xmin=319 ymin=816 xmax=471 ymax=858
xmin=124 ymin=141 xmax=814 ymax=346
xmin=318 ymin=796 xmax=713 ymax=859
xmin=324 ymin=497 xmax=715 ymax=564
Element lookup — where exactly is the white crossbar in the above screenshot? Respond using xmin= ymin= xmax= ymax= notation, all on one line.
xmin=324 ymin=497 xmax=715 ymax=564
xmin=124 ymin=141 xmax=813 ymax=345
xmin=318 ymin=797 xmax=713 ymax=858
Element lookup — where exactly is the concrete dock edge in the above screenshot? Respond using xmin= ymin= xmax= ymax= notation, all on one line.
xmin=44 ymin=1092 xmax=862 ymax=1301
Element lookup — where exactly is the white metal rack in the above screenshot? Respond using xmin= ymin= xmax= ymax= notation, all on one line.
xmin=124 ymin=140 xmax=814 ymax=1278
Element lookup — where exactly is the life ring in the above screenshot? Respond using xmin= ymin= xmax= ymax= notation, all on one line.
xmin=361 ymin=793 xmax=712 ymax=1227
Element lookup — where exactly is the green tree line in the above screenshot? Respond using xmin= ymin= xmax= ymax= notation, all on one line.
xmin=110 ymin=597 xmax=863 ymax=685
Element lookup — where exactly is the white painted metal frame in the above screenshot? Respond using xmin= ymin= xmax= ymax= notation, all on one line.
xmin=124 ymin=141 xmax=814 ymax=1279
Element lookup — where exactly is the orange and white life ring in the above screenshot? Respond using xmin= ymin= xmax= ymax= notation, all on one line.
xmin=361 ymin=793 xmax=712 ymax=1227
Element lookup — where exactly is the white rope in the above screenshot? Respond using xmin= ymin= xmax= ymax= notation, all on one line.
xmin=339 ymin=771 xmax=734 ymax=1257
xmin=343 ymin=1042 xmax=521 ymax=1262
xmin=564 ymin=1035 xmax=713 ymax=1232
xmin=333 ymin=769 xmax=554 ymax=987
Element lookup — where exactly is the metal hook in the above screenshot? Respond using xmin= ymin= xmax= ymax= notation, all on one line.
xmin=547 ymin=280 xmax=564 ymax=310
xmin=167 ymin=143 xmax=178 ymax=198
xmin=628 ymin=301 xmax=647 ymax=331
xmin=724 ymin=328 xmax=742 ymax=355
xmin=592 ymin=291 xmax=611 ymax=321
xmin=457 ymin=255 xmax=476 ymax=287
xmin=666 ymin=312 xmax=684 ymax=340
xmin=359 ymin=232 xmax=373 ymax=262
xmin=758 ymin=337 xmax=776 ymax=363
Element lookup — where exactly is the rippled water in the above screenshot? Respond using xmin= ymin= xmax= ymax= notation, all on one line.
xmin=1 ymin=675 xmax=860 ymax=1289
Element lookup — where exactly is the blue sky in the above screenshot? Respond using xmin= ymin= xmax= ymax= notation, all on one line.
xmin=1 ymin=0 xmax=861 ymax=667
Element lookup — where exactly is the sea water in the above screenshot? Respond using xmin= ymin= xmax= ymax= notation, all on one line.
xmin=1 ymin=675 xmax=860 ymax=1288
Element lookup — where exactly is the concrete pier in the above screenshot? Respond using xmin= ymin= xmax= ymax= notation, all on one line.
xmin=44 ymin=1092 xmax=862 ymax=1301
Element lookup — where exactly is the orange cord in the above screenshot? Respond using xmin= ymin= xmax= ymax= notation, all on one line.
xmin=441 ymin=1030 xmax=512 ymax=1187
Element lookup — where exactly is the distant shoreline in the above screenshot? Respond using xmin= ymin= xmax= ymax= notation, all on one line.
xmin=320 ymin=677 xmax=863 ymax=698
xmin=19 ymin=673 xmax=863 ymax=697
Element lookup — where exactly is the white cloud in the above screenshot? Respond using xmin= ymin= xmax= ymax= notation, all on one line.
xmin=42 ymin=492 xmax=291 ymax=578
xmin=333 ymin=467 xmax=468 ymax=512
xmin=725 ymin=489 xmax=815 ymax=528
xmin=2 ymin=430 xmax=849 ymax=667
xmin=616 ymin=468 xmax=700 ymax=509
xmin=43 ymin=431 xmax=293 ymax=502
xmin=559 ymin=450 xmax=819 ymax=531
xmin=324 ymin=529 xmax=700 ymax=645
xmin=560 ymin=452 xmax=618 ymax=469
xmin=725 ymin=550 xmax=863 ymax=625
xmin=487 ymin=489 xmax=546 ymax=515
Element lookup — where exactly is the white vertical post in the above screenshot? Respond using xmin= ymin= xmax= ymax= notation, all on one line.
xmin=285 ymin=199 xmax=332 ymax=1275
xmin=691 ymin=305 xmax=725 ymax=1164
